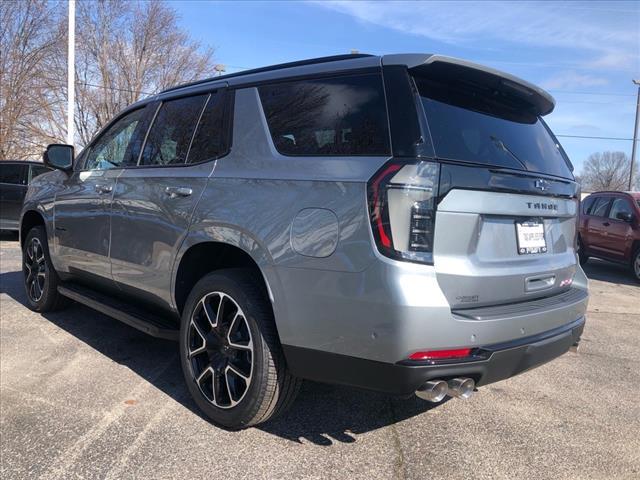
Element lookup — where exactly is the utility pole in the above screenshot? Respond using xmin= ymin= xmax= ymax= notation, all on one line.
xmin=67 ymin=0 xmax=75 ymax=146
xmin=630 ymin=79 xmax=640 ymax=191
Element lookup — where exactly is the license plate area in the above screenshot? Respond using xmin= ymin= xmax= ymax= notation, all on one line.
xmin=515 ymin=218 xmax=547 ymax=255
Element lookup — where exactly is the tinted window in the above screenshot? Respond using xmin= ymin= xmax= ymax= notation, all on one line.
xmin=84 ymin=108 xmax=149 ymax=170
xmin=581 ymin=196 xmax=595 ymax=214
xmin=590 ymin=197 xmax=611 ymax=217
xmin=29 ymin=165 xmax=51 ymax=182
xmin=186 ymin=93 xmax=226 ymax=164
xmin=140 ymin=95 xmax=208 ymax=166
xmin=0 ymin=164 xmax=28 ymax=185
xmin=413 ymin=76 xmax=574 ymax=179
xmin=609 ymin=198 xmax=633 ymax=220
xmin=259 ymin=74 xmax=390 ymax=156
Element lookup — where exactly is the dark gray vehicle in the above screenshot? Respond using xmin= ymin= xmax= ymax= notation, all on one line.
xmin=0 ymin=161 xmax=51 ymax=231
xmin=21 ymin=54 xmax=588 ymax=429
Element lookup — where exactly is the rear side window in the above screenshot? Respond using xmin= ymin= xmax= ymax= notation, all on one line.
xmin=258 ymin=73 xmax=390 ymax=156
xmin=413 ymin=75 xmax=574 ymax=179
xmin=589 ymin=197 xmax=611 ymax=217
xmin=140 ymin=95 xmax=208 ymax=166
xmin=186 ymin=93 xmax=227 ymax=164
xmin=0 ymin=164 xmax=28 ymax=185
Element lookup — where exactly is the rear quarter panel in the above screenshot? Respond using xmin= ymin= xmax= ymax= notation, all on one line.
xmin=177 ymin=87 xmax=389 ymax=345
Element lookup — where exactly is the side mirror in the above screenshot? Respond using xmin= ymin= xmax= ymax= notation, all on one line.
xmin=44 ymin=144 xmax=74 ymax=171
xmin=616 ymin=211 xmax=633 ymax=223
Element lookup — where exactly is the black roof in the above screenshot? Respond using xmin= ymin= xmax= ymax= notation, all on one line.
xmin=161 ymin=54 xmax=374 ymax=94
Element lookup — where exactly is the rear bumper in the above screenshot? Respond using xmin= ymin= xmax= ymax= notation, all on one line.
xmin=283 ymin=316 xmax=585 ymax=396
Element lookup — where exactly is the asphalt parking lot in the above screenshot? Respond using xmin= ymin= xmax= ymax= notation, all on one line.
xmin=1 ymin=232 xmax=639 ymax=479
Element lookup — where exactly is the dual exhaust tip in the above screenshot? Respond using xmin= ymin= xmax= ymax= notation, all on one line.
xmin=415 ymin=378 xmax=475 ymax=402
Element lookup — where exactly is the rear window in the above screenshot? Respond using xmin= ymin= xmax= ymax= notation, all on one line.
xmin=259 ymin=73 xmax=390 ymax=156
xmin=140 ymin=95 xmax=208 ymax=166
xmin=413 ymin=76 xmax=574 ymax=179
xmin=186 ymin=92 xmax=227 ymax=164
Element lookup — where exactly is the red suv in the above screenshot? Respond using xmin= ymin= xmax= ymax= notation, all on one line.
xmin=578 ymin=191 xmax=640 ymax=281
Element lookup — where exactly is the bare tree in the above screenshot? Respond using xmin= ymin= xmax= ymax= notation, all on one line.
xmin=0 ymin=0 xmax=65 ymax=160
xmin=1 ymin=0 xmax=215 ymax=159
xmin=580 ymin=151 xmax=639 ymax=191
xmin=74 ymin=0 xmax=215 ymax=146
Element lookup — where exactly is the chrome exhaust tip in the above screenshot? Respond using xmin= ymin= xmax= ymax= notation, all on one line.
xmin=447 ymin=378 xmax=475 ymax=399
xmin=415 ymin=380 xmax=448 ymax=402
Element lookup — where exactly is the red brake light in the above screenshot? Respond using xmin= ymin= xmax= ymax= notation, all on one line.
xmin=408 ymin=348 xmax=473 ymax=361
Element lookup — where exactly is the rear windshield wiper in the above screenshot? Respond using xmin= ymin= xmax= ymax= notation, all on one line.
xmin=490 ymin=135 xmax=528 ymax=170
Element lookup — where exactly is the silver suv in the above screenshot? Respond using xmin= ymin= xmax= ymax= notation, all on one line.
xmin=21 ymin=54 xmax=588 ymax=429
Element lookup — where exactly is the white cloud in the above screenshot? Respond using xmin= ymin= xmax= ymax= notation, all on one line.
xmin=541 ymin=72 xmax=609 ymax=89
xmin=317 ymin=1 xmax=639 ymax=70
xmin=588 ymin=51 xmax=638 ymax=69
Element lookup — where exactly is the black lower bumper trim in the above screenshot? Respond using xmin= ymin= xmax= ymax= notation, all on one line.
xmin=282 ymin=317 xmax=585 ymax=396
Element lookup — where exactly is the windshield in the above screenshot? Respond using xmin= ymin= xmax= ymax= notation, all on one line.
xmin=414 ymin=76 xmax=574 ymax=179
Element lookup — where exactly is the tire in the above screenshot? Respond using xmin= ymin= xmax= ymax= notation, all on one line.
xmin=632 ymin=248 xmax=640 ymax=283
xmin=22 ymin=226 xmax=68 ymax=312
xmin=577 ymin=236 xmax=588 ymax=266
xmin=179 ymin=269 xmax=301 ymax=429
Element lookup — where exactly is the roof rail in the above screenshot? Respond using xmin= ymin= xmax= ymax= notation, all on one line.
xmin=161 ymin=53 xmax=375 ymax=94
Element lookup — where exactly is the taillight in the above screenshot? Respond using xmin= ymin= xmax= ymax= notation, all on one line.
xmin=368 ymin=160 xmax=440 ymax=264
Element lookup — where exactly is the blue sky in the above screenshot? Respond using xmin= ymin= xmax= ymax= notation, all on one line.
xmin=172 ymin=0 xmax=639 ymax=173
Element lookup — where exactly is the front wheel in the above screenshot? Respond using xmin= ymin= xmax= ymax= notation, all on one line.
xmin=179 ymin=269 xmax=301 ymax=429
xmin=632 ymin=248 xmax=640 ymax=283
xmin=22 ymin=226 xmax=68 ymax=312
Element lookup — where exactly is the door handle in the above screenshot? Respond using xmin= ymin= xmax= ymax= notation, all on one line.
xmin=95 ymin=184 xmax=113 ymax=194
xmin=602 ymin=222 xmax=610 ymax=227
xmin=165 ymin=186 xmax=193 ymax=198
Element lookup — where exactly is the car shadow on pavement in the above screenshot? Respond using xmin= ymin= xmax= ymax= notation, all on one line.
xmin=582 ymin=259 xmax=638 ymax=287
xmin=0 ymin=269 xmax=438 ymax=444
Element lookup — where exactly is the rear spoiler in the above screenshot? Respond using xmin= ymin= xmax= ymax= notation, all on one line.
xmin=382 ymin=54 xmax=555 ymax=116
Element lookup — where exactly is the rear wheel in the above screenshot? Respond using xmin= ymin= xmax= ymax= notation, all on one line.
xmin=179 ymin=269 xmax=301 ymax=429
xmin=22 ymin=226 xmax=68 ymax=312
xmin=632 ymin=248 xmax=640 ymax=283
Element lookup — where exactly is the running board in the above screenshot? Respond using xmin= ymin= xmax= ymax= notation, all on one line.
xmin=57 ymin=283 xmax=179 ymax=341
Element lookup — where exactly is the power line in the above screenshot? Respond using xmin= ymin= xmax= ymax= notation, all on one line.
xmin=79 ymin=82 xmax=155 ymax=97
xmin=40 ymin=74 xmax=157 ymax=96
